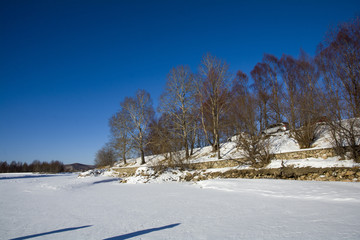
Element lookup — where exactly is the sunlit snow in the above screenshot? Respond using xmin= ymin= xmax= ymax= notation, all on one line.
xmin=1 ymin=173 xmax=359 ymax=239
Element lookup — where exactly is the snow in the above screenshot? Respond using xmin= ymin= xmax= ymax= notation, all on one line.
xmin=125 ymin=167 xmax=184 ymax=184
xmin=267 ymin=131 xmax=300 ymax=153
xmin=267 ymin=156 xmax=360 ymax=169
xmin=311 ymin=125 xmax=334 ymax=148
xmin=1 ymin=173 xmax=360 ymax=239
xmin=78 ymin=168 xmax=118 ymax=178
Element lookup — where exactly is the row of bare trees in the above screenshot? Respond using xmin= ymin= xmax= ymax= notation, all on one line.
xmin=0 ymin=160 xmax=65 ymax=173
xmin=102 ymin=16 xmax=359 ymax=166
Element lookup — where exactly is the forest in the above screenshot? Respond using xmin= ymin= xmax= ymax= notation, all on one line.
xmin=95 ymin=17 xmax=358 ymax=168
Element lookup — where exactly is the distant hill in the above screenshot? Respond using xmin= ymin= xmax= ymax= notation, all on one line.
xmin=64 ymin=163 xmax=95 ymax=172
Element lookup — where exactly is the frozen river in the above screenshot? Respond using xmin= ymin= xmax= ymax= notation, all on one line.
xmin=1 ymin=173 xmax=359 ymax=239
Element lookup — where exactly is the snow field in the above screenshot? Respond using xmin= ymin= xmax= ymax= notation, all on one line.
xmin=1 ymin=173 xmax=360 ymax=239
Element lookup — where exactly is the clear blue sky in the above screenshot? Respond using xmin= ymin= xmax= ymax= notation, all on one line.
xmin=1 ymin=0 xmax=359 ymax=165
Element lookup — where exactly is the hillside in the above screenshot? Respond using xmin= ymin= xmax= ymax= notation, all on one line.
xmin=113 ymin=124 xmax=355 ymax=168
xmin=79 ymin=120 xmax=360 ymax=183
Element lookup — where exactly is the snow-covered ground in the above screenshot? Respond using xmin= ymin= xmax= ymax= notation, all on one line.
xmin=266 ymin=156 xmax=360 ymax=169
xmin=1 ymin=173 xmax=360 ymax=239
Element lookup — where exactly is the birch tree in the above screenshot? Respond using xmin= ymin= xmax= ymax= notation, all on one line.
xmin=196 ymin=53 xmax=231 ymax=159
xmin=109 ymin=109 xmax=132 ymax=164
xmin=159 ymin=65 xmax=196 ymax=159
xmin=317 ymin=16 xmax=360 ymax=119
xmin=120 ymin=89 xmax=154 ymax=165
xmin=278 ymin=54 xmax=298 ymax=130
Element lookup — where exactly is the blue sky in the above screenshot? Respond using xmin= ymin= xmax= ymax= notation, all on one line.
xmin=1 ymin=0 xmax=359 ymax=165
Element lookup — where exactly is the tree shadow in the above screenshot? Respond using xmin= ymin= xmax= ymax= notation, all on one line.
xmin=93 ymin=178 xmax=121 ymax=184
xmin=92 ymin=178 xmax=121 ymax=185
xmin=103 ymin=223 xmax=181 ymax=240
xmin=10 ymin=225 xmax=92 ymax=240
xmin=220 ymin=142 xmax=237 ymax=157
xmin=0 ymin=174 xmax=58 ymax=180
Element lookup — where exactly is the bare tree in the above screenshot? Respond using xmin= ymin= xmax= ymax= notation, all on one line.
xmin=317 ymin=16 xmax=360 ymax=119
xmin=263 ymin=54 xmax=283 ymax=123
xmin=251 ymin=62 xmax=272 ymax=131
xmin=326 ymin=118 xmax=360 ymax=162
xmin=120 ymin=89 xmax=155 ymax=165
xmin=251 ymin=54 xmax=285 ymax=131
xmin=233 ymin=90 xmax=273 ymax=167
xmin=317 ymin=17 xmax=360 ymax=161
xmin=109 ymin=109 xmax=132 ymax=165
xmin=291 ymin=50 xmax=323 ymax=148
xmin=145 ymin=114 xmax=181 ymax=157
xmin=228 ymin=70 xmax=250 ymax=136
xmin=94 ymin=145 xmax=117 ymax=167
xmin=278 ymin=54 xmax=298 ymax=130
xmin=159 ymin=65 xmax=196 ymax=159
xmin=196 ymin=53 xmax=232 ymax=159
xmin=188 ymin=107 xmax=202 ymax=155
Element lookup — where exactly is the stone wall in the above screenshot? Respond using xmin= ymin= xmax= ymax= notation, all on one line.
xmin=188 ymin=159 xmax=242 ymax=170
xmin=113 ymin=167 xmax=138 ymax=177
xmin=186 ymin=147 xmax=338 ymax=169
xmin=184 ymin=167 xmax=360 ymax=182
xmin=274 ymin=148 xmax=337 ymax=160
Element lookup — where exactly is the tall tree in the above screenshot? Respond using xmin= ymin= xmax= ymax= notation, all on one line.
xmin=296 ymin=50 xmax=322 ymax=125
xmin=316 ymin=16 xmax=360 ymax=161
xmin=263 ymin=54 xmax=283 ymax=123
xmin=292 ymin=50 xmax=323 ymax=148
xmin=228 ymin=70 xmax=250 ymax=135
xmin=109 ymin=109 xmax=132 ymax=165
xmin=317 ymin=16 xmax=360 ymax=119
xmin=146 ymin=114 xmax=184 ymax=164
xmin=196 ymin=53 xmax=231 ymax=159
xmin=278 ymin=54 xmax=298 ymax=130
xmin=120 ymin=89 xmax=155 ymax=165
xmin=251 ymin=62 xmax=272 ymax=130
xmin=159 ymin=65 xmax=196 ymax=159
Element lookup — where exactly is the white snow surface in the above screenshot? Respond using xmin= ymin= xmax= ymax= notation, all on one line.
xmin=1 ymin=173 xmax=360 ymax=239
xmin=267 ymin=156 xmax=360 ymax=169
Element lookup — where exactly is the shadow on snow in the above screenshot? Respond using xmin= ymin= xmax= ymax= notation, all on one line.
xmin=10 ymin=225 xmax=92 ymax=240
xmin=0 ymin=174 xmax=59 ymax=180
xmin=103 ymin=223 xmax=181 ymax=240
xmin=92 ymin=178 xmax=121 ymax=185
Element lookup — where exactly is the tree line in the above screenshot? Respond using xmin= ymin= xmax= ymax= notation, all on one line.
xmin=0 ymin=160 xmax=65 ymax=173
xmin=95 ymin=16 xmax=360 ymax=167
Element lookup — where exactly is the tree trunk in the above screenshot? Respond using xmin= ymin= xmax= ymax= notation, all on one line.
xmin=217 ymin=145 xmax=221 ymax=159
xmin=190 ymin=137 xmax=195 ymax=155
xmin=122 ymin=151 xmax=127 ymax=165
xmin=184 ymin=139 xmax=189 ymax=159
xmin=140 ymin=149 xmax=145 ymax=165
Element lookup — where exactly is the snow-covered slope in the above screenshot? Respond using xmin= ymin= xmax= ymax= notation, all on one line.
xmin=115 ymin=131 xmax=303 ymax=168
xmin=113 ymin=125 xmax=359 ymax=171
